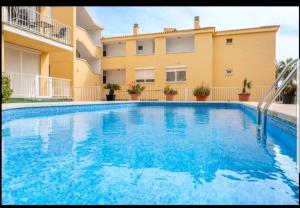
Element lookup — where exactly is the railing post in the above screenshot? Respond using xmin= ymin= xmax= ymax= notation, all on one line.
xmin=49 ymin=77 xmax=53 ymax=97
xmin=35 ymin=75 xmax=39 ymax=98
xmin=184 ymin=88 xmax=188 ymax=101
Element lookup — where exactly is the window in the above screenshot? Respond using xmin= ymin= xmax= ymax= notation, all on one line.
xmin=226 ymin=38 xmax=233 ymax=44
xmin=135 ymin=69 xmax=155 ymax=83
xmin=225 ymin=68 xmax=233 ymax=76
xmin=138 ymin=45 xmax=143 ymax=51
xmin=166 ymin=69 xmax=186 ymax=82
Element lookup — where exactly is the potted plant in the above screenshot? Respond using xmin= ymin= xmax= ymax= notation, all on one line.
xmin=163 ymin=85 xmax=178 ymax=101
xmin=104 ymin=83 xmax=121 ymax=101
xmin=193 ymin=84 xmax=211 ymax=101
xmin=281 ymin=82 xmax=296 ymax=104
xmin=127 ymin=82 xmax=145 ymax=101
xmin=238 ymin=78 xmax=252 ymax=101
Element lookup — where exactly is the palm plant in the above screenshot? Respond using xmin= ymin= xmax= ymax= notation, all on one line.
xmin=104 ymin=83 xmax=121 ymax=95
xmin=242 ymin=78 xmax=252 ymax=93
xmin=275 ymin=58 xmax=297 ymax=103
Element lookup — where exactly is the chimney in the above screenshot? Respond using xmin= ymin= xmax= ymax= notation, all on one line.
xmin=133 ymin=23 xmax=139 ymax=35
xmin=194 ymin=16 xmax=200 ymax=29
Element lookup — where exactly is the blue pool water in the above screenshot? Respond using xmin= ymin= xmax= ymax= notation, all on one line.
xmin=2 ymin=103 xmax=299 ymax=205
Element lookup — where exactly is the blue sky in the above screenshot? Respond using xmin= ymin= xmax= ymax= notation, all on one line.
xmin=88 ymin=6 xmax=299 ymax=61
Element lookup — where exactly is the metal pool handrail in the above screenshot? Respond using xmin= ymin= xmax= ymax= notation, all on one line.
xmin=257 ymin=58 xmax=299 ymax=134
xmin=256 ymin=58 xmax=299 ymax=130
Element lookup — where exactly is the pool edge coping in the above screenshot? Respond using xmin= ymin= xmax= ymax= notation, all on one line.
xmin=2 ymin=101 xmax=297 ymax=125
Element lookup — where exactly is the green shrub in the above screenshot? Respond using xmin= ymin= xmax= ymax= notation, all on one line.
xmin=127 ymin=82 xmax=146 ymax=95
xmin=163 ymin=85 xmax=178 ymax=95
xmin=282 ymin=82 xmax=297 ymax=96
xmin=2 ymin=73 xmax=13 ymax=103
xmin=104 ymin=83 xmax=121 ymax=95
xmin=193 ymin=85 xmax=210 ymax=96
xmin=242 ymin=78 xmax=252 ymax=93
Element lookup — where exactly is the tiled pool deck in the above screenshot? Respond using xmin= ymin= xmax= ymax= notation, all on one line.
xmin=2 ymin=101 xmax=297 ymax=124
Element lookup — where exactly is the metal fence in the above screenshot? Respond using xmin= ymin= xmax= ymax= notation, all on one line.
xmin=5 ymin=72 xmax=71 ymax=99
xmin=73 ymin=86 xmax=102 ymax=101
xmin=2 ymin=6 xmax=71 ymax=45
xmin=99 ymin=86 xmax=272 ymax=102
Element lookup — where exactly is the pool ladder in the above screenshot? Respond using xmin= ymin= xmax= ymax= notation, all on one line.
xmin=256 ymin=58 xmax=299 ymax=135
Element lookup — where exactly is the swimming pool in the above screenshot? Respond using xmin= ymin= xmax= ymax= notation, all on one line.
xmin=2 ymin=102 xmax=298 ymax=205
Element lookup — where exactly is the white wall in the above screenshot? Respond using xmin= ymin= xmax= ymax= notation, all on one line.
xmin=166 ymin=36 xmax=194 ymax=53
xmin=136 ymin=39 xmax=154 ymax=55
xmin=87 ymin=29 xmax=102 ymax=47
xmin=105 ymin=69 xmax=126 ymax=84
xmin=105 ymin=42 xmax=126 ymax=56
xmin=87 ymin=58 xmax=102 ymax=75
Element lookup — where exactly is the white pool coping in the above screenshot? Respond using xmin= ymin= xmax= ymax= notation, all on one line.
xmin=2 ymin=101 xmax=297 ymax=124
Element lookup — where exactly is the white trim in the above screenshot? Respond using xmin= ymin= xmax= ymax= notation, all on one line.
xmin=135 ymin=67 xmax=155 ymax=70
xmin=5 ymin=42 xmax=41 ymax=54
xmin=3 ymin=24 xmax=73 ymax=52
xmin=165 ymin=65 xmax=187 ymax=69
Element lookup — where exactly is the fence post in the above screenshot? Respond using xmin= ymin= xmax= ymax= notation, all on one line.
xmin=35 ymin=76 xmax=39 ymax=98
xmin=49 ymin=77 xmax=53 ymax=97
xmin=184 ymin=88 xmax=188 ymax=101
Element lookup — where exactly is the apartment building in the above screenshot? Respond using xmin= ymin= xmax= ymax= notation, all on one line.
xmin=2 ymin=6 xmax=102 ymax=100
xmin=101 ymin=17 xmax=279 ymax=100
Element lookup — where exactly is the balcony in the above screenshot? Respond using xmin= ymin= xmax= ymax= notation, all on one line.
xmin=2 ymin=6 xmax=71 ymax=45
xmin=166 ymin=35 xmax=194 ymax=53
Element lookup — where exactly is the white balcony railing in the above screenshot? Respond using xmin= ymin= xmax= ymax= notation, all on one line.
xmin=2 ymin=6 xmax=71 ymax=45
xmin=5 ymin=72 xmax=71 ymax=99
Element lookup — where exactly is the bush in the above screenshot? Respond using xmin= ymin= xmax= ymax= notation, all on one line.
xmin=127 ymin=82 xmax=145 ymax=94
xmin=163 ymin=85 xmax=178 ymax=95
xmin=193 ymin=85 xmax=210 ymax=97
xmin=104 ymin=83 xmax=121 ymax=95
xmin=2 ymin=74 xmax=13 ymax=103
xmin=282 ymin=82 xmax=297 ymax=96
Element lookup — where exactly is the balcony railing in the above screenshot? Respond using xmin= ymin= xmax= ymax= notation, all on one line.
xmin=5 ymin=72 xmax=71 ymax=99
xmin=2 ymin=6 xmax=71 ymax=45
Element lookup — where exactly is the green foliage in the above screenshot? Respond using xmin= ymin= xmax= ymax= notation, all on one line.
xmin=242 ymin=78 xmax=252 ymax=93
xmin=2 ymin=73 xmax=13 ymax=103
xmin=275 ymin=58 xmax=295 ymax=80
xmin=104 ymin=83 xmax=121 ymax=95
xmin=282 ymin=82 xmax=297 ymax=96
xmin=275 ymin=58 xmax=297 ymax=98
xmin=127 ymin=82 xmax=145 ymax=94
xmin=193 ymin=84 xmax=210 ymax=96
xmin=163 ymin=85 xmax=178 ymax=95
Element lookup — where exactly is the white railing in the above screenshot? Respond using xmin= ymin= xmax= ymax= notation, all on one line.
xmin=5 ymin=72 xmax=71 ymax=98
xmin=2 ymin=6 xmax=71 ymax=45
xmin=98 ymin=86 xmax=272 ymax=101
xmin=73 ymin=86 xmax=101 ymax=101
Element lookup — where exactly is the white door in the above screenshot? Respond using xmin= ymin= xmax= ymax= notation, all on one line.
xmin=4 ymin=44 xmax=40 ymax=98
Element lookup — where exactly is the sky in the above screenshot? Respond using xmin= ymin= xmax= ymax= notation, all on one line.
xmin=88 ymin=6 xmax=299 ymax=61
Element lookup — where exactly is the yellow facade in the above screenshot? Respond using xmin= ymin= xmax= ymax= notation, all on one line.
xmin=2 ymin=6 xmax=102 ymax=100
xmin=2 ymin=7 xmax=279 ymax=101
xmin=102 ymin=25 xmax=279 ymax=92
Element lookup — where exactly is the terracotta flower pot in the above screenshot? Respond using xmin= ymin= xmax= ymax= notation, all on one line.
xmin=165 ymin=94 xmax=176 ymax=101
xmin=238 ymin=93 xmax=250 ymax=101
xmin=196 ymin=96 xmax=208 ymax=101
xmin=130 ymin=93 xmax=140 ymax=101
